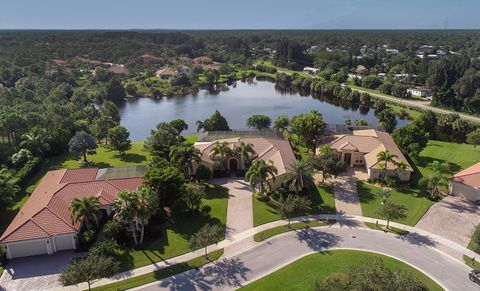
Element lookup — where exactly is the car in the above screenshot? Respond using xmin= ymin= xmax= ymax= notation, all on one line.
xmin=469 ymin=270 xmax=480 ymax=284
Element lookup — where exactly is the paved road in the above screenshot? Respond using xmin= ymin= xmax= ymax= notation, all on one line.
xmin=133 ymin=225 xmax=479 ymax=291
xmin=352 ymin=87 xmax=480 ymax=123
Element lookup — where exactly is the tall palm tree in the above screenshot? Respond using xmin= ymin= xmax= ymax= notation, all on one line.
xmin=170 ymin=144 xmax=202 ymax=176
xmin=209 ymin=141 xmax=232 ymax=172
xmin=285 ymin=160 xmax=313 ymax=194
xmin=376 ymin=150 xmax=397 ymax=180
xmin=420 ymin=171 xmax=449 ymax=199
xmin=379 ymin=187 xmax=391 ymax=204
xmin=234 ymin=142 xmax=256 ymax=169
xmin=69 ymin=196 xmax=101 ymax=230
xmin=245 ymin=160 xmax=278 ymax=195
xmin=113 ymin=190 xmax=139 ymax=245
xmin=20 ymin=126 xmax=51 ymax=157
xmin=394 ymin=160 xmax=409 ymax=178
xmin=136 ymin=186 xmax=159 ymax=244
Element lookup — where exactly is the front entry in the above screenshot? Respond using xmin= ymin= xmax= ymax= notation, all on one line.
xmin=229 ymin=158 xmax=238 ymax=172
xmin=343 ymin=153 xmax=352 ymax=166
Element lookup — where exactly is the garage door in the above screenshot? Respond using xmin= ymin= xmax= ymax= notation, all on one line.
xmin=9 ymin=239 xmax=47 ymax=258
xmin=54 ymin=235 xmax=73 ymax=251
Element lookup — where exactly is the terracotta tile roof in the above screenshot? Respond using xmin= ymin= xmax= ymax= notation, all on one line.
xmin=451 ymin=162 xmax=480 ymax=189
xmin=194 ymin=137 xmax=296 ymax=176
xmin=0 ymin=168 xmax=144 ymax=243
xmin=318 ymin=129 xmax=412 ymax=171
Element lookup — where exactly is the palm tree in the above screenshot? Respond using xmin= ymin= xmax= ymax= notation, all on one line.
xmin=245 ymin=160 xmax=278 ymax=195
xmin=136 ymin=186 xmax=159 ymax=244
xmin=394 ymin=160 xmax=409 ymax=178
xmin=69 ymin=197 xmax=101 ymax=230
xmin=420 ymin=172 xmax=449 ymax=199
xmin=426 ymin=160 xmax=450 ymax=174
xmin=170 ymin=144 xmax=202 ymax=176
xmin=376 ymin=150 xmax=397 ymax=180
xmin=113 ymin=190 xmax=139 ymax=245
xmin=234 ymin=142 xmax=256 ymax=169
xmin=285 ymin=160 xmax=313 ymax=194
xmin=20 ymin=126 xmax=51 ymax=157
xmin=209 ymin=141 xmax=232 ymax=172
xmin=378 ymin=187 xmax=391 ymax=204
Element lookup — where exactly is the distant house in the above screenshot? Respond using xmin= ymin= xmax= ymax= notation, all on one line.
xmin=317 ymin=129 xmax=413 ymax=181
xmin=450 ymin=162 xmax=480 ymax=202
xmin=356 ymin=65 xmax=367 ymax=75
xmin=156 ymin=67 xmax=176 ymax=79
xmin=0 ymin=167 xmax=144 ymax=259
xmin=178 ymin=64 xmax=192 ymax=75
xmin=107 ymin=64 xmax=129 ymax=75
xmin=303 ymin=67 xmax=320 ymax=75
xmin=407 ymin=87 xmax=432 ymax=99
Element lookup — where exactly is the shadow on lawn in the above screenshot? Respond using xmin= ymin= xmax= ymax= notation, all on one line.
xmin=117 ymin=153 xmax=147 ymax=164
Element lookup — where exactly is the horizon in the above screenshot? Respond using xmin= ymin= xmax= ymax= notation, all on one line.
xmin=1 ymin=0 xmax=479 ymax=30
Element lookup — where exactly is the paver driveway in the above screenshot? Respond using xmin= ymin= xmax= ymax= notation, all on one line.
xmin=415 ymin=195 xmax=480 ymax=247
xmin=333 ymin=168 xmax=367 ymax=216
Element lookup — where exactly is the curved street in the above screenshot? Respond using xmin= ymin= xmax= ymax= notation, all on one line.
xmin=132 ymin=225 xmax=479 ymax=291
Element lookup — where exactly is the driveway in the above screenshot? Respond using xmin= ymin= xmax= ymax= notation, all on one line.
xmin=0 ymin=251 xmax=84 ymax=291
xmin=416 ymin=195 xmax=480 ymax=247
xmin=133 ymin=225 xmax=478 ymax=290
xmin=333 ymin=168 xmax=367 ymax=216
xmin=212 ymin=178 xmax=254 ymax=256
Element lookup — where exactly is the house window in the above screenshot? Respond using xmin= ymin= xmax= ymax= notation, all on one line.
xmin=354 ymin=158 xmax=364 ymax=164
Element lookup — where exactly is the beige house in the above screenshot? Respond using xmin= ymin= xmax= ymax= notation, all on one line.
xmin=0 ymin=167 xmax=144 ymax=259
xmin=450 ymin=162 xmax=480 ymax=202
xmin=317 ymin=129 xmax=413 ymax=181
xmin=194 ymin=136 xmax=296 ymax=189
xmin=155 ymin=67 xmax=176 ymax=79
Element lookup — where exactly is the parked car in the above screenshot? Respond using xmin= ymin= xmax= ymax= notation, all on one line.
xmin=469 ymin=270 xmax=480 ymax=284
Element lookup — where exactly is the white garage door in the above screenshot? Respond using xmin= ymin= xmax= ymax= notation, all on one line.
xmin=54 ymin=235 xmax=73 ymax=251
xmin=9 ymin=239 xmax=47 ymax=258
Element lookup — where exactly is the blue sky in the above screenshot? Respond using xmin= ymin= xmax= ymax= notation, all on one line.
xmin=0 ymin=0 xmax=478 ymax=29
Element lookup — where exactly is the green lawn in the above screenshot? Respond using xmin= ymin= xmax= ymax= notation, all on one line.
xmin=357 ymin=182 xmax=434 ymax=226
xmin=252 ymin=184 xmax=336 ymax=226
xmin=254 ymin=220 xmax=335 ymax=242
xmin=348 ymin=84 xmax=425 ymax=101
xmin=240 ymin=250 xmax=442 ymax=291
xmin=91 ymin=249 xmax=224 ymax=291
xmin=364 ymin=222 xmax=410 ymax=236
xmin=116 ymin=184 xmax=228 ymax=271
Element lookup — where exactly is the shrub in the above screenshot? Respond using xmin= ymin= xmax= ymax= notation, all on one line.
xmin=315 ymin=272 xmax=350 ymax=291
xmin=103 ymin=220 xmax=122 ymax=241
xmin=195 ymin=165 xmax=212 ymax=181
xmin=255 ymin=64 xmax=277 ymax=74
xmin=89 ymin=239 xmax=119 ymax=258
xmin=15 ymin=157 xmax=41 ymax=187
xmin=201 ymin=205 xmax=212 ymax=217
xmin=385 ymin=176 xmax=400 ymax=188
xmin=79 ymin=229 xmax=96 ymax=249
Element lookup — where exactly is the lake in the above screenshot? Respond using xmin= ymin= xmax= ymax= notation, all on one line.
xmin=118 ymin=79 xmax=409 ymax=141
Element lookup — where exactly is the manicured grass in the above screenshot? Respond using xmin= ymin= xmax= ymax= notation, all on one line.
xmin=116 ymin=184 xmax=228 ymax=271
xmin=252 ymin=184 xmax=336 ymax=226
xmin=91 ymin=249 xmax=224 ymax=291
xmin=364 ymin=222 xmax=410 ymax=236
xmin=357 ymin=182 xmax=434 ymax=226
xmin=254 ymin=220 xmax=335 ymax=242
xmin=464 ymin=255 xmax=478 ymax=269
xmin=240 ymin=250 xmax=442 ymax=291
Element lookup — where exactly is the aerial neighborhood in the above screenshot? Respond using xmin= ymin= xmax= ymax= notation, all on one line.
xmin=1 ymin=4 xmax=480 ymax=290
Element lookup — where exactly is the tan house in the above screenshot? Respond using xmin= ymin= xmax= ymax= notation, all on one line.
xmin=317 ymin=129 xmax=413 ymax=181
xmin=0 ymin=167 xmax=144 ymax=259
xmin=155 ymin=67 xmax=176 ymax=79
xmin=450 ymin=162 xmax=480 ymax=202
xmin=194 ymin=135 xmax=296 ymax=188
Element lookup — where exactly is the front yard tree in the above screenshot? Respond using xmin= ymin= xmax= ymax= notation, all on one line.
xmin=145 ymin=164 xmax=185 ymax=207
xmin=69 ymin=196 xmax=102 ymax=230
xmin=377 ymin=201 xmax=406 ymax=228
xmin=69 ymin=131 xmax=97 ymax=163
xmin=59 ymin=255 xmax=120 ymax=291
xmin=378 ymin=187 xmax=391 ymax=204
xmin=312 ymin=145 xmax=342 ymax=182
xmin=420 ymin=171 xmax=449 ymax=199
xmin=278 ymin=195 xmax=311 ymax=228
xmin=108 ymin=125 xmax=132 ymax=155
xmin=285 ymin=159 xmax=313 ymax=194
xmin=467 ymin=128 xmax=480 ymax=149
xmin=182 ymin=182 xmax=206 ymax=214
xmin=144 ymin=122 xmax=181 ymax=159
xmin=209 ymin=141 xmax=233 ymax=173
xmin=189 ymin=224 xmax=224 ymax=258
xmin=169 ymin=143 xmax=202 ymax=176
xmin=290 ymin=110 xmax=326 ymax=153
xmin=246 ymin=114 xmax=272 ymax=130
xmin=234 ymin=142 xmax=256 ymax=168
xmin=246 ymin=160 xmax=278 ymax=195
xmin=376 ymin=150 xmax=397 ymax=180
xmin=113 ymin=190 xmax=139 ymax=245
xmin=136 ymin=186 xmax=159 ymax=244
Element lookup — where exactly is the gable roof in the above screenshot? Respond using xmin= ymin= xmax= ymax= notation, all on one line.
xmin=194 ymin=137 xmax=296 ymax=176
xmin=451 ymin=162 xmax=480 ymax=189
xmin=156 ymin=67 xmax=176 ymax=76
xmin=319 ymin=129 xmax=412 ymax=171
xmin=0 ymin=168 xmax=143 ymax=243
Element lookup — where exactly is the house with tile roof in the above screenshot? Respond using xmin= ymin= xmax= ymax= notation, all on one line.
xmin=193 ymin=135 xmax=296 ymax=188
xmin=317 ymin=129 xmax=413 ymax=181
xmin=450 ymin=162 xmax=480 ymax=202
xmin=0 ymin=167 xmax=144 ymax=259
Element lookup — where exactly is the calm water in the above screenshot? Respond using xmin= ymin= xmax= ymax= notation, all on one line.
xmin=118 ymin=79 xmax=409 ymax=140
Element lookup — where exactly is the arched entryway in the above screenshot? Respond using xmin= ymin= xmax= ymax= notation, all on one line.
xmin=229 ymin=158 xmax=238 ymax=172
xmin=343 ymin=153 xmax=352 ymax=166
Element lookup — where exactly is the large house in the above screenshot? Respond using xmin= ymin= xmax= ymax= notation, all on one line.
xmin=0 ymin=167 xmax=144 ymax=259
xmin=193 ymin=133 xmax=296 ymax=188
xmin=317 ymin=129 xmax=413 ymax=181
xmin=450 ymin=162 xmax=480 ymax=202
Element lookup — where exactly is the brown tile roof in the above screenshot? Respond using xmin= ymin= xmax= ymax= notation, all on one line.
xmin=451 ymin=162 xmax=480 ymax=189
xmin=0 ymin=169 xmax=143 ymax=243
xmin=319 ymin=129 xmax=412 ymax=171
xmin=194 ymin=137 xmax=296 ymax=176
xmin=156 ymin=67 xmax=176 ymax=76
